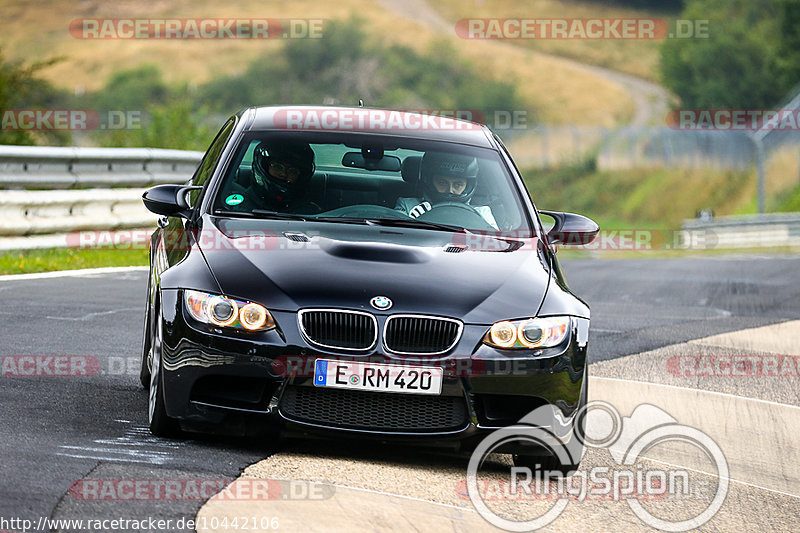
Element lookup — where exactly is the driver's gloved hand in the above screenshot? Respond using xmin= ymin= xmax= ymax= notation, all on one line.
xmin=409 ymin=202 xmax=431 ymax=218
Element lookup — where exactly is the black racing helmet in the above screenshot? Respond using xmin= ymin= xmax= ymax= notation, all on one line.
xmin=420 ymin=151 xmax=479 ymax=204
xmin=252 ymin=140 xmax=315 ymax=202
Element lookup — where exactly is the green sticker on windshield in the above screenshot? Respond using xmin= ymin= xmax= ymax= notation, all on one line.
xmin=225 ymin=194 xmax=244 ymax=206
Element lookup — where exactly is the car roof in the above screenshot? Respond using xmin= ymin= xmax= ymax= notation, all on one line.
xmin=243 ymin=105 xmax=496 ymax=148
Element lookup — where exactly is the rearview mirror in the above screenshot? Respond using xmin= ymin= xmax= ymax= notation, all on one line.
xmin=539 ymin=210 xmax=599 ymax=246
xmin=342 ymin=152 xmax=401 ymax=172
xmin=142 ymin=184 xmax=200 ymax=218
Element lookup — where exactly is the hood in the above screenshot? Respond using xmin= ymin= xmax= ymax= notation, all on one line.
xmin=197 ymin=216 xmax=553 ymax=324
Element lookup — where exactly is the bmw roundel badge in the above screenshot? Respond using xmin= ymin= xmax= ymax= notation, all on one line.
xmin=370 ymin=296 xmax=393 ymax=310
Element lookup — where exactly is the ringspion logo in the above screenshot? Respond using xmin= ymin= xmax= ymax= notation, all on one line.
xmin=467 ymin=402 xmax=728 ymax=531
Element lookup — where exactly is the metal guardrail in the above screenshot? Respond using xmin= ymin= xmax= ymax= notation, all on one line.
xmin=682 ymin=213 xmax=800 ymax=249
xmin=0 ymin=145 xmax=202 ymax=189
xmin=0 ymin=188 xmax=157 ymax=236
xmin=1 ymin=145 xmax=799 ymax=251
xmin=0 ymin=146 xmax=203 ymax=246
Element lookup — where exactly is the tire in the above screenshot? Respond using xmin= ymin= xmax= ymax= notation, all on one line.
xmin=513 ymin=375 xmax=588 ymax=477
xmin=139 ymin=308 xmax=152 ymax=388
xmin=139 ymin=268 xmax=153 ymax=388
xmin=148 ymin=314 xmax=181 ymax=437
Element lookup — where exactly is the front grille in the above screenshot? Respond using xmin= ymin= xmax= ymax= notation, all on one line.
xmin=280 ymin=386 xmax=469 ymax=432
xmin=384 ymin=315 xmax=462 ymax=355
xmin=299 ymin=309 xmax=377 ymax=351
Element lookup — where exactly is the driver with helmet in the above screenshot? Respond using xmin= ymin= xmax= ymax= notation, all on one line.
xmin=228 ymin=139 xmax=320 ymax=213
xmin=394 ymin=151 xmax=497 ymax=228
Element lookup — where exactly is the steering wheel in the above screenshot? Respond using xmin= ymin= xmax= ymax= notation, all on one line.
xmin=417 ymin=202 xmax=494 ymax=230
xmin=316 ymin=204 xmax=409 ymax=219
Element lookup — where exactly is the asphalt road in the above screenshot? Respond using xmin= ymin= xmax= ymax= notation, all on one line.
xmin=0 ymin=254 xmax=798 ymax=531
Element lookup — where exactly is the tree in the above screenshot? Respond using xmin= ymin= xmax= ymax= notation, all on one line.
xmin=0 ymin=49 xmax=70 ymax=145
xmin=775 ymin=0 xmax=800 ymax=90
xmin=660 ymin=0 xmax=786 ymax=109
xmin=92 ymin=64 xmax=170 ymax=111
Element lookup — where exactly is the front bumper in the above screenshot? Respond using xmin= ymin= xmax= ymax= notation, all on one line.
xmin=158 ymin=289 xmax=589 ymax=451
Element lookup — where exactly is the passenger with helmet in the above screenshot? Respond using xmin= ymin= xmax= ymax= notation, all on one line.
xmin=227 ymin=139 xmax=320 ymax=214
xmin=394 ymin=151 xmax=498 ymax=228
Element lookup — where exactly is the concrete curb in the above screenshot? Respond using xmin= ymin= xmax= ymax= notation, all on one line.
xmin=0 ymin=265 xmax=147 ymax=282
xmin=195 ymin=321 xmax=800 ymax=531
xmin=196 ymin=482 xmax=492 ymax=532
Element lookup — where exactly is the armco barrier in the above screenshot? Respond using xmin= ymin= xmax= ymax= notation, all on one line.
xmin=682 ymin=213 xmax=800 ymax=249
xmin=0 ymin=146 xmax=202 ymax=246
xmin=0 ymin=189 xmax=158 ymax=236
xmin=0 ymin=145 xmax=202 ymax=189
xmin=2 ymin=145 xmax=800 ymax=251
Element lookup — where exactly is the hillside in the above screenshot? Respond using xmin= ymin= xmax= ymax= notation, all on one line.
xmin=1 ymin=0 xmax=634 ymax=126
xmin=430 ymin=0 xmax=680 ymax=82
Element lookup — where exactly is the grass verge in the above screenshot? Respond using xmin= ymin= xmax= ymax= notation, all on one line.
xmin=522 ymin=162 xmax=756 ymax=228
xmin=0 ymin=247 xmax=148 ymax=275
xmin=1 ymin=233 xmax=795 ymax=276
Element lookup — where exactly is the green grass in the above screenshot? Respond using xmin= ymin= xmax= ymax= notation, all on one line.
xmin=0 ymin=247 xmax=148 ymax=275
xmin=556 ymin=244 xmax=800 ymax=260
xmin=776 ymin=185 xmax=800 ymax=212
xmin=523 ymin=163 xmax=757 ymax=228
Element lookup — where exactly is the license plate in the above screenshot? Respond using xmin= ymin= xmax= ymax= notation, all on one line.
xmin=313 ymin=359 xmax=443 ymax=395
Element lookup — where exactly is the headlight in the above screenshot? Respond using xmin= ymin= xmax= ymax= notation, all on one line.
xmin=483 ymin=317 xmax=570 ymax=349
xmin=184 ymin=290 xmax=275 ymax=331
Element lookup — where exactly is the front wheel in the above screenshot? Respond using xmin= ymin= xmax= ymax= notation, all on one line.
xmin=513 ymin=375 xmax=587 ymax=477
xmin=148 ymin=315 xmax=181 ymax=437
xmin=139 ymin=308 xmax=152 ymax=388
xmin=139 ymin=266 xmax=154 ymax=387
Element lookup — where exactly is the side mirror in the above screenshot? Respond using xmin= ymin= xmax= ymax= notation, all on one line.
xmin=142 ymin=184 xmax=201 ymax=218
xmin=539 ymin=210 xmax=599 ymax=246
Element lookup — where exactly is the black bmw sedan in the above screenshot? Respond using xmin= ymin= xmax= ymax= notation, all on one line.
xmin=140 ymin=106 xmax=598 ymax=469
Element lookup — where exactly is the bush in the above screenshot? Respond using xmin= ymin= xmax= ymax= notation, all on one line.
xmin=0 ymin=49 xmax=71 ymax=145
xmin=660 ymin=0 xmax=793 ymax=109
xmin=196 ymin=17 xmax=529 ymax=125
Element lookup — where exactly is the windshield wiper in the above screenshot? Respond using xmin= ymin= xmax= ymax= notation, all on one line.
xmin=221 ymin=211 xmax=468 ymax=233
xmin=364 ymin=217 xmax=469 ymax=234
xmin=311 ymin=216 xmax=371 ymax=225
xmin=250 ymin=210 xmax=308 ymax=221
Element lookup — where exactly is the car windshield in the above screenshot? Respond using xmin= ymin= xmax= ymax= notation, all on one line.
xmin=212 ymin=131 xmax=532 ymax=233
